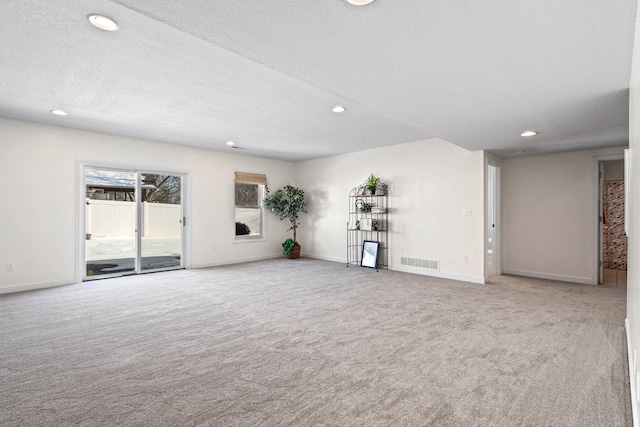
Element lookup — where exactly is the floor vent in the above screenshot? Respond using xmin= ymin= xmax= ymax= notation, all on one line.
xmin=401 ymin=257 xmax=440 ymax=271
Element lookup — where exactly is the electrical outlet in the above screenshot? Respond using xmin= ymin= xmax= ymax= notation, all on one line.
xmin=464 ymin=256 xmax=469 ymax=263
xmin=6 ymin=263 xmax=14 ymax=272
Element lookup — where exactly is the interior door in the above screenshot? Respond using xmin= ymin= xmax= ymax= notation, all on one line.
xmin=598 ymin=161 xmax=605 ymax=284
xmin=83 ymin=167 xmax=184 ymax=280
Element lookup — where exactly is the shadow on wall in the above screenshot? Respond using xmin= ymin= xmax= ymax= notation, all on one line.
xmin=304 ymin=187 xmax=327 ymax=253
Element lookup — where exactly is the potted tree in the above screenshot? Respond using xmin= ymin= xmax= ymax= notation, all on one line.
xmin=262 ymin=184 xmax=307 ymax=258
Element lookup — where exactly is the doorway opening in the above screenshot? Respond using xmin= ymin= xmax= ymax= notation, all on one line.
xmin=81 ymin=166 xmax=186 ymax=280
xmin=597 ymin=159 xmax=628 ymax=287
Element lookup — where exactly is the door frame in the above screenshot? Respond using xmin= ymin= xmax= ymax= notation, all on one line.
xmin=486 ymin=158 xmax=502 ymax=280
xmin=592 ymin=154 xmax=624 ymax=285
xmin=76 ymin=161 xmax=191 ymax=282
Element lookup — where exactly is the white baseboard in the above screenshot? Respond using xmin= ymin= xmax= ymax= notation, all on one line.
xmin=0 ymin=279 xmax=76 ymax=295
xmin=394 ymin=265 xmax=485 ymax=284
xmin=191 ymin=253 xmax=283 ymax=269
xmin=502 ymin=268 xmax=592 ymax=285
xmin=303 ymin=253 xmax=485 ymax=284
xmin=302 ymin=253 xmax=346 ymax=264
xmin=626 ymin=319 xmax=638 ymax=427
xmin=0 ymin=263 xmax=586 ymax=294
xmin=1 ymin=254 xmax=311 ymax=295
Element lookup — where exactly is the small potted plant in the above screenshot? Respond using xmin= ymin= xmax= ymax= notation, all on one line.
xmin=363 ymin=174 xmax=387 ymax=195
xmin=365 ymin=174 xmax=380 ymax=194
xmin=263 ymin=185 xmax=307 ymax=259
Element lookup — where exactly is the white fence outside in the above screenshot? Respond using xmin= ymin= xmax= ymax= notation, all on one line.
xmin=143 ymin=202 xmax=181 ymax=237
xmin=86 ymin=199 xmax=181 ymax=238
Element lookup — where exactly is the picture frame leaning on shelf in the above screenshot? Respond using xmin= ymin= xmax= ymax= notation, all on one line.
xmin=361 ymin=240 xmax=379 ymax=268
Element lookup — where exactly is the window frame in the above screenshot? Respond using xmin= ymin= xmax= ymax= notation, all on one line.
xmin=234 ymin=174 xmax=266 ymax=242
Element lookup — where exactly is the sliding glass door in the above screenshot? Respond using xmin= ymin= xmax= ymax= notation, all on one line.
xmin=83 ymin=167 xmax=184 ymax=280
xmin=139 ymin=173 xmax=183 ymax=271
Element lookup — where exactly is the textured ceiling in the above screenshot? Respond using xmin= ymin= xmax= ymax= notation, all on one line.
xmin=0 ymin=0 xmax=636 ymax=161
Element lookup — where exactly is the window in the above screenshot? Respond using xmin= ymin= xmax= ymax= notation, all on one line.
xmin=235 ymin=172 xmax=266 ymax=240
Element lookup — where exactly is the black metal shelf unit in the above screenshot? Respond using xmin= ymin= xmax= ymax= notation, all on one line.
xmin=347 ymin=187 xmax=388 ymax=270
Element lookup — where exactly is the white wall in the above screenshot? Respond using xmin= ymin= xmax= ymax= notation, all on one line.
xmin=626 ymin=4 xmax=640 ymax=424
xmin=2 ymin=116 xmax=627 ymax=294
xmin=604 ymin=159 xmax=625 ymax=181
xmin=0 ymin=118 xmax=294 ymax=292
xmin=295 ymin=138 xmax=486 ymax=283
xmin=502 ymin=147 xmax=626 ymax=284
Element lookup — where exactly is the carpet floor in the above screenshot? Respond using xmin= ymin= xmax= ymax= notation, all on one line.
xmin=0 ymin=259 xmax=631 ymax=426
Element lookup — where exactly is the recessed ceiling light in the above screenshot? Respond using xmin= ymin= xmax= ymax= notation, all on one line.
xmin=87 ymin=14 xmax=119 ymax=31
xmin=226 ymin=141 xmax=235 ymax=146
xmin=332 ymin=105 xmax=346 ymax=113
xmin=346 ymin=0 xmax=375 ymax=5
xmin=50 ymin=109 xmax=68 ymax=116
xmin=521 ymin=131 xmax=538 ymax=137
xmin=515 ymin=150 xmax=526 ymax=154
